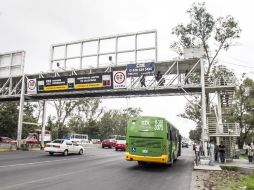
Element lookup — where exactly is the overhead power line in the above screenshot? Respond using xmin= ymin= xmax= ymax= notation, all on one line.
xmin=219 ymin=60 xmax=254 ymax=69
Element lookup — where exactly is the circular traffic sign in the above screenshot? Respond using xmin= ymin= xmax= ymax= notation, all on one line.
xmin=28 ymin=79 xmax=36 ymax=90
xmin=114 ymin=71 xmax=126 ymax=84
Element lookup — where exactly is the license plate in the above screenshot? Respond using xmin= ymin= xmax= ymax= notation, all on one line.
xmin=142 ymin=150 xmax=148 ymax=153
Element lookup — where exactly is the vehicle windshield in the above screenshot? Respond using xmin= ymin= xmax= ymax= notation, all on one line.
xmin=117 ymin=136 xmax=126 ymax=140
xmin=52 ymin=140 xmax=64 ymax=144
xmin=63 ymin=134 xmax=71 ymax=140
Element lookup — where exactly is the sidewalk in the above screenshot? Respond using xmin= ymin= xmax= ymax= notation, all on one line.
xmin=194 ymin=158 xmax=254 ymax=172
xmin=191 ymin=157 xmax=254 ymax=190
xmin=220 ymin=158 xmax=254 ymax=173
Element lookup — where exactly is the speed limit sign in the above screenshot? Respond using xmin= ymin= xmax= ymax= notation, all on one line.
xmin=27 ymin=79 xmax=37 ymax=94
xmin=113 ymin=71 xmax=126 ymax=89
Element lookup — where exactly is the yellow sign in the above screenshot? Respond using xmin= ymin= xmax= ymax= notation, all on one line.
xmin=75 ymin=83 xmax=103 ymax=89
xmin=44 ymin=85 xmax=68 ymax=91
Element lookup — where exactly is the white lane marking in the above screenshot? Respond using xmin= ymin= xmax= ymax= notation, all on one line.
xmin=0 ymin=157 xmax=83 ymax=168
xmin=0 ymin=156 xmax=122 ymax=190
xmin=0 ymin=169 xmax=84 ymax=190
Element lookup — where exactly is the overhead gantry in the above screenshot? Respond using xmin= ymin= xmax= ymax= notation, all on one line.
xmin=0 ymin=30 xmax=240 ymax=157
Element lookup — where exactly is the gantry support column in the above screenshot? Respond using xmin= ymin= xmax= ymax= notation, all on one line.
xmin=200 ymin=59 xmax=208 ymax=157
xmin=17 ymin=75 xmax=25 ymax=149
xmin=41 ymin=100 xmax=47 ymax=149
xmin=216 ymin=91 xmax=223 ymax=145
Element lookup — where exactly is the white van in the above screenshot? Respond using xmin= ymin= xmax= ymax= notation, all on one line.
xmin=63 ymin=134 xmax=89 ymax=144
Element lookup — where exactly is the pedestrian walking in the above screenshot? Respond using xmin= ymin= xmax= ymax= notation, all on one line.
xmin=184 ymin=70 xmax=189 ymax=84
xmin=155 ymin=71 xmax=165 ymax=86
xmin=247 ymin=143 xmax=253 ymax=163
xmin=195 ymin=142 xmax=200 ymax=165
xmin=140 ymin=75 xmax=146 ymax=87
xmin=215 ymin=144 xmax=219 ymax=161
xmin=219 ymin=141 xmax=226 ymax=163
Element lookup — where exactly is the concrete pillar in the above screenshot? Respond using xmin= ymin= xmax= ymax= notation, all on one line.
xmin=216 ymin=91 xmax=223 ymax=145
xmin=200 ymin=59 xmax=208 ymax=157
xmin=17 ymin=75 xmax=25 ymax=149
xmin=41 ymin=100 xmax=47 ymax=148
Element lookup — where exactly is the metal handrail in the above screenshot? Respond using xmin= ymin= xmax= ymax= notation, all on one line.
xmin=205 ymin=75 xmax=236 ymax=87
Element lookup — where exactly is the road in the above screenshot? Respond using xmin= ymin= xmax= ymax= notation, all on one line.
xmin=0 ymin=147 xmax=194 ymax=190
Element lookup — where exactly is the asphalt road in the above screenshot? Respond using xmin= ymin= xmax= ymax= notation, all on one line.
xmin=0 ymin=147 xmax=194 ymax=190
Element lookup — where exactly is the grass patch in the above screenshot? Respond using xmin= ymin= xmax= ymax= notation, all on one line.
xmin=20 ymin=144 xmax=29 ymax=151
xmin=212 ymin=170 xmax=245 ymax=190
xmin=221 ymin=166 xmax=240 ymax=172
xmin=241 ymin=154 xmax=248 ymax=160
xmin=244 ymin=174 xmax=254 ymax=190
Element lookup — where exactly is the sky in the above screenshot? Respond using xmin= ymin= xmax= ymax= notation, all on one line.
xmin=0 ymin=0 xmax=254 ymax=137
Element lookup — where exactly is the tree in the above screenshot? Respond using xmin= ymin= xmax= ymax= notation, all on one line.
xmin=229 ymin=77 xmax=254 ymax=148
xmin=172 ymin=2 xmax=241 ymax=140
xmin=189 ymin=127 xmax=202 ymax=142
xmin=0 ymin=102 xmax=18 ymax=139
xmin=98 ymin=107 xmax=142 ymax=139
xmin=0 ymin=102 xmax=39 ymax=139
xmin=22 ymin=103 xmax=38 ymax=138
xmin=178 ymin=97 xmax=201 ymax=127
xmin=51 ymin=99 xmax=83 ymax=138
xmin=49 ymin=98 xmax=103 ymax=138
xmin=171 ymin=2 xmax=241 ymax=75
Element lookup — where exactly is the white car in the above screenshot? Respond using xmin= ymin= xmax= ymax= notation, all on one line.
xmin=45 ymin=139 xmax=84 ymax=156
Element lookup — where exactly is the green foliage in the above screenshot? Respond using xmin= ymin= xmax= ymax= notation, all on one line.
xmin=189 ymin=127 xmax=201 ymax=142
xmin=171 ymin=2 xmax=241 ymax=75
xmin=229 ymin=77 xmax=254 ymax=148
xmin=0 ymin=102 xmax=18 ymax=139
xmin=178 ymin=97 xmax=201 ymax=127
xmin=209 ymin=65 xmax=236 ymax=81
xmin=0 ymin=102 xmax=37 ymax=139
xmin=244 ymin=174 xmax=254 ymax=190
xmin=97 ymin=107 xmax=142 ymax=139
xmin=49 ymin=99 xmax=102 ymax=139
xmin=48 ymin=98 xmax=142 ymax=140
xmin=22 ymin=103 xmax=38 ymax=138
xmin=221 ymin=166 xmax=240 ymax=172
xmin=68 ymin=108 xmax=141 ymax=139
xmin=174 ymin=2 xmax=241 ymax=140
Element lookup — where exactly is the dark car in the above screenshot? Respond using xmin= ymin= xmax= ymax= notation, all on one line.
xmin=102 ymin=139 xmax=116 ymax=149
xmin=182 ymin=142 xmax=189 ymax=148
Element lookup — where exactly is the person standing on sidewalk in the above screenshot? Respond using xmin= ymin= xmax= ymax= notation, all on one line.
xmin=219 ymin=141 xmax=226 ymax=163
xmin=247 ymin=143 xmax=253 ymax=163
xmin=208 ymin=140 xmax=215 ymax=166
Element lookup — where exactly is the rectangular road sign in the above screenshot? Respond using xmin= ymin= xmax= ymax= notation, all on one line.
xmin=37 ymin=73 xmax=112 ymax=93
xmin=126 ymin=62 xmax=155 ymax=77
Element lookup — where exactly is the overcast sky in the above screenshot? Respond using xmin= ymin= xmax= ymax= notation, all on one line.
xmin=0 ymin=0 xmax=254 ymax=137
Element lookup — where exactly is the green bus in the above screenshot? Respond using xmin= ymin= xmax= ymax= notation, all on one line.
xmin=125 ymin=116 xmax=181 ymax=166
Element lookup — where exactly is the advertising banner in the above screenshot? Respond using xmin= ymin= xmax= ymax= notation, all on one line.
xmin=37 ymin=73 xmax=112 ymax=93
xmin=126 ymin=62 xmax=155 ymax=77
xmin=113 ymin=71 xmax=127 ymax=89
xmin=27 ymin=79 xmax=37 ymax=94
